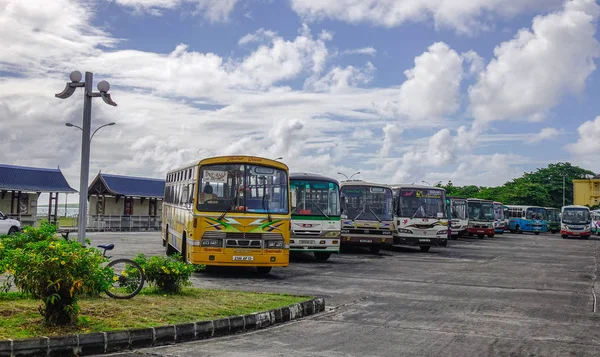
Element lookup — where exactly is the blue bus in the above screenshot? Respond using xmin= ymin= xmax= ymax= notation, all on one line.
xmin=505 ymin=205 xmax=548 ymax=235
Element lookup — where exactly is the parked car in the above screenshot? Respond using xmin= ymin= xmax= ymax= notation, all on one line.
xmin=0 ymin=211 xmax=21 ymax=235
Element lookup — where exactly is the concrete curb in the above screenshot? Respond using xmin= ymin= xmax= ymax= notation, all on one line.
xmin=0 ymin=297 xmax=325 ymax=357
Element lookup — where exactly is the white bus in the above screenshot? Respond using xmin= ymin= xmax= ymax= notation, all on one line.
xmin=340 ymin=181 xmax=394 ymax=254
xmin=591 ymin=209 xmax=600 ymax=236
xmin=391 ymin=184 xmax=449 ymax=252
xmin=493 ymin=201 xmax=506 ymax=234
xmin=466 ymin=198 xmax=495 ymax=239
xmin=448 ymin=196 xmax=467 ymax=239
xmin=561 ymin=205 xmax=591 ymax=239
xmin=290 ymin=173 xmax=341 ymax=261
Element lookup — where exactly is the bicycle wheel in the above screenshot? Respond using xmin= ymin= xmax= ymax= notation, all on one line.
xmin=105 ymin=258 xmax=145 ymax=299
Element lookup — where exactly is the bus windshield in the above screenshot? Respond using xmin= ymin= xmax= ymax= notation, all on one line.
xmin=468 ymin=201 xmax=494 ymax=221
xmin=451 ymin=199 xmax=467 ymax=220
xmin=494 ymin=203 xmax=504 ymax=220
xmin=562 ymin=208 xmax=590 ymax=224
xmin=341 ymin=186 xmax=393 ymax=221
xmin=547 ymin=209 xmax=560 ymax=222
xmin=526 ymin=207 xmax=546 ymax=220
xmin=397 ymin=188 xmax=446 ymax=219
xmin=197 ymin=163 xmax=288 ymax=214
xmin=291 ymin=180 xmax=340 ymax=217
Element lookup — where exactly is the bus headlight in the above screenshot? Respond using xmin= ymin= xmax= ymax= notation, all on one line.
xmin=324 ymin=231 xmax=340 ymax=237
xmin=266 ymin=241 xmax=284 ymax=248
xmin=397 ymin=228 xmax=412 ymax=234
xmin=201 ymin=239 xmax=221 ymax=247
xmin=436 ymin=230 xmax=447 ymax=235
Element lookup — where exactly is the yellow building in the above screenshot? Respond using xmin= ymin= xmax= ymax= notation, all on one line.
xmin=573 ymin=178 xmax=600 ymax=207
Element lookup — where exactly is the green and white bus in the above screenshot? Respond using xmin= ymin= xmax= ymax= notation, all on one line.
xmin=290 ymin=173 xmax=341 ymax=261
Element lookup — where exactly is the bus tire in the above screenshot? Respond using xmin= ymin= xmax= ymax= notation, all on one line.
xmin=487 ymin=234 xmax=495 ymax=238
xmin=369 ymin=246 xmax=381 ymax=254
xmin=314 ymin=252 xmax=332 ymax=261
xmin=478 ymin=234 xmax=485 ymax=239
xmin=419 ymin=246 xmax=430 ymax=253
xmin=256 ymin=267 xmax=272 ymax=275
xmin=534 ymin=232 xmax=540 ymax=235
xmin=562 ymin=235 xmax=568 ymax=239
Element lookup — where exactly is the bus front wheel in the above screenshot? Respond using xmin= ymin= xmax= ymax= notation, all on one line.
xmin=314 ymin=252 xmax=332 ymax=261
xmin=478 ymin=235 xmax=485 ymax=239
xmin=256 ymin=267 xmax=272 ymax=275
xmin=534 ymin=232 xmax=540 ymax=235
xmin=420 ymin=246 xmax=431 ymax=253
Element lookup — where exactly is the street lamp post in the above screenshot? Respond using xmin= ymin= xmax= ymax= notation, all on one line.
xmin=563 ymin=175 xmax=566 ymax=207
xmin=56 ymin=71 xmax=117 ymax=244
xmin=338 ymin=171 xmax=360 ymax=180
xmin=422 ymin=180 xmax=431 ymax=186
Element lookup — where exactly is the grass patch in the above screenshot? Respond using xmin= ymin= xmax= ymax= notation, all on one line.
xmin=35 ymin=217 xmax=77 ymax=228
xmin=0 ymin=288 xmax=310 ymax=339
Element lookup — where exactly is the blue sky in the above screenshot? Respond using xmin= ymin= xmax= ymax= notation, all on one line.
xmin=0 ymin=0 xmax=599 ymax=201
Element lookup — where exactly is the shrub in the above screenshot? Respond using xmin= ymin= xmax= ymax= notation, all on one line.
xmin=1 ymin=225 xmax=113 ymax=325
xmin=133 ymin=254 xmax=196 ymax=293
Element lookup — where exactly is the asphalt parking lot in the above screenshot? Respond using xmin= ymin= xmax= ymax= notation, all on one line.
xmin=92 ymin=231 xmax=600 ymax=357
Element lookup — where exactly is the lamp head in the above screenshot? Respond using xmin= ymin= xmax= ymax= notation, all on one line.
xmin=65 ymin=123 xmax=74 ymax=127
xmin=97 ymin=80 xmax=110 ymax=92
xmin=107 ymin=122 xmax=116 ymax=126
xmin=69 ymin=71 xmax=82 ymax=83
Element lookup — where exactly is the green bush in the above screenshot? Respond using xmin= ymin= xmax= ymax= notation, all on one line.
xmin=1 ymin=225 xmax=113 ymax=325
xmin=133 ymin=254 xmax=197 ymax=293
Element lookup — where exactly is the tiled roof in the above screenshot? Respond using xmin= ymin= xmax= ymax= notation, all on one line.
xmin=0 ymin=164 xmax=77 ymax=193
xmin=91 ymin=173 xmax=165 ymax=198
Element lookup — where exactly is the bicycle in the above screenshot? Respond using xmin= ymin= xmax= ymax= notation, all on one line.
xmin=59 ymin=231 xmax=145 ymax=299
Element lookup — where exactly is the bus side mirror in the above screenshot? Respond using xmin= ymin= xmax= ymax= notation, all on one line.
xmin=340 ymin=196 xmax=346 ymax=213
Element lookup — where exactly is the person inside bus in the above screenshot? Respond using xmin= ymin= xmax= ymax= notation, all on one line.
xmin=203 ymin=182 xmax=214 ymax=194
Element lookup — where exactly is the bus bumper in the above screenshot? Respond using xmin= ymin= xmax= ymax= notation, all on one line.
xmin=341 ymin=235 xmax=393 ymax=246
xmin=192 ymin=251 xmax=289 ymax=267
xmin=290 ymin=238 xmax=340 ymax=253
xmin=467 ymin=228 xmax=495 ymax=236
xmin=393 ymin=235 xmax=448 ymax=247
xmin=561 ymin=230 xmax=591 ymax=238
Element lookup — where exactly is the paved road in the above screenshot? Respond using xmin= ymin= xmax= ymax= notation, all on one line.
xmin=90 ymin=232 xmax=600 ymax=357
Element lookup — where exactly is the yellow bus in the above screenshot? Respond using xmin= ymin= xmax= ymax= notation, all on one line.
xmin=162 ymin=156 xmax=291 ymax=274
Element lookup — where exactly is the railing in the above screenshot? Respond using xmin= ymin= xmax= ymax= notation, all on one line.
xmin=87 ymin=215 xmax=162 ymax=232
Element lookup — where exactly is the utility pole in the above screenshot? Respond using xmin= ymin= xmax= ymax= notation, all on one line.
xmin=563 ymin=175 xmax=566 ymax=207
xmin=56 ymin=71 xmax=117 ymax=244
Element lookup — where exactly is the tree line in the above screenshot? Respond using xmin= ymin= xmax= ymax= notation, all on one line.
xmin=435 ymin=163 xmax=596 ymax=209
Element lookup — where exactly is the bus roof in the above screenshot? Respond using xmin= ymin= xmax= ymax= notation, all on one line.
xmin=340 ymin=181 xmax=391 ymax=189
xmin=466 ymin=198 xmax=493 ymax=203
xmin=504 ymin=205 xmax=545 ymax=209
xmin=562 ymin=205 xmax=590 ymax=210
xmin=290 ymin=172 xmax=339 ymax=185
xmin=544 ymin=207 xmax=560 ymax=210
xmin=390 ymin=184 xmax=446 ymax=191
xmin=168 ymin=156 xmax=289 ymax=174
xmin=448 ymin=196 xmax=467 ymax=200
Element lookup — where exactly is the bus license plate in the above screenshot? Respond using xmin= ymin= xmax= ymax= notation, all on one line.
xmin=419 ymin=239 xmax=430 ymax=242
xmin=299 ymin=240 xmax=314 ymax=244
xmin=360 ymin=239 xmax=372 ymax=243
xmin=233 ymin=256 xmax=253 ymax=261
xmin=477 ymin=230 xmax=484 ymax=233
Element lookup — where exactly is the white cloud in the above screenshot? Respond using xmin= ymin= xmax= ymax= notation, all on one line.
xmin=379 ymin=123 xmax=402 ymax=157
xmin=342 ymin=47 xmax=377 ymax=56
xmin=375 ymin=42 xmax=464 ymax=121
xmin=469 ymin=0 xmax=600 ymax=124
xmin=290 ymin=0 xmax=563 ymax=34
xmin=110 ymin=0 xmax=240 ymax=21
xmin=567 ymin=116 xmax=600 ymax=155
xmin=527 ymin=127 xmax=561 ymax=143
xmin=304 ymin=62 xmax=376 ymax=92
xmin=239 ymin=28 xmax=278 ymax=45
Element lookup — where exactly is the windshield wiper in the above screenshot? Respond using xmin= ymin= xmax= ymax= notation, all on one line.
xmin=263 ymin=194 xmax=272 ymax=223
xmin=219 ymin=189 xmax=241 ymax=221
xmin=411 ymin=205 xmax=425 ymax=219
xmin=367 ymin=206 xmax=382 ymax=222
xmin=311 ymin=202 xmax=330 ymax=219
xmin=353 ymin=206 xmax=366 ymax=221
